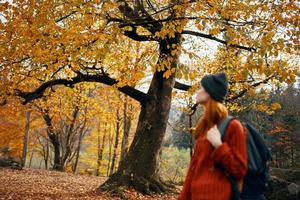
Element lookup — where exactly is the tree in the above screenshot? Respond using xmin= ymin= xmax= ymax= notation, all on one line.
xmin=0 ymin=98 xmax=42 ymax=161
xmin=80 ymin=90 xmax=139 ymax=176
xmin=230 ymin=82 xmax=300 ymax=169
xmin=0 ymin=0 xmax=298 ymax=196
xmin=21 ymin=111 xmax=31 ymax=167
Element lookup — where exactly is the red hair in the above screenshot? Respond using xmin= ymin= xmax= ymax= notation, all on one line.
xmin=193 ymin=99 xmax=228 ymax=140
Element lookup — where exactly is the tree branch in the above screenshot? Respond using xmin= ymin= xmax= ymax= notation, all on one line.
xmin=173 ymin=78 xmax=259 ymax=91
xmin=123 ymin=26 xmax=157 ymax=41
xmin=55 ymin=0 xmax=92 ymax=23
xmin=117 ymin=1 xmax=162 ymax=34
xmin=182 ymin=30 xmax=256 ymax=52
xmin=174 ymin=81 xmax=192 ymax=91
xmin=226 ymin=74 xmax=276 ymax=102
xmin=15 ymin=72 xmax=152 ymax=105
xmin=188 ymin=74 xmax=276 ymax=115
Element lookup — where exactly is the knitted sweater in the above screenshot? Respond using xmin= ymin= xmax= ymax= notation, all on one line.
xmin=178 ymin=119 xmax=248 ymax=200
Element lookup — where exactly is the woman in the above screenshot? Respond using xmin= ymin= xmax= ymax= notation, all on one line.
xmin=178 ymin=72 xmax=248 ymax=200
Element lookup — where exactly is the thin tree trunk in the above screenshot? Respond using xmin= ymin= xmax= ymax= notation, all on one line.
xmin=28 ymin=151 xmax=34 ymax=168
xmin=291 ymin=147 xmax=294 ymax=167
xmin=96 ymin=121 xmax=101 ymax=176
xmin=21 ymin=111 xmax=31 ymax=167
xmin=106 ymin=123 xmax=113 ymax=176
xmin=120 ymin=95 xmax=131 ymax=163
xmin=74 ymin=114 xmax=88 ymax=173
xmin=44 ymin=139 xmax=49 ymax=169
xmin=72 ymin=127 xmax=85 ymax=173
xmin=61 ymin=106 xmax=79 ymax=169
xmin=110 ymin=108 xmax=121 ymax=175
xmin=97 ymin=122 xmax=106 ymax=176
xmin=188 ymin=105 xmax=193 ymax=160
xmin=39 ymin=159 xmax=43 ymax=169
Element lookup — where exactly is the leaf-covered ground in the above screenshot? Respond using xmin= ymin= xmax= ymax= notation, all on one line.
xmin=0 ymin=167 xmax=181 ymax=200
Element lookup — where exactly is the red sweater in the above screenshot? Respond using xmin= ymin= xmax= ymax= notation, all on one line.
xmin=178 ymin=119 xmax=248 ymax=200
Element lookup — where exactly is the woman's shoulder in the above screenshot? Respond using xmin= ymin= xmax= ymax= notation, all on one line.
xmin=228 ymin=118 xmax=243 ymax=128
xmin=225 ymin=118 xmax=246 ymax=137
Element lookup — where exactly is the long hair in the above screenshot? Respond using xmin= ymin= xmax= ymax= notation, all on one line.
xmin=193 ymin=99 xmax=229 ymax=140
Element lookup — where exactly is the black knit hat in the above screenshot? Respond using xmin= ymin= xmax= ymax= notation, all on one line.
xmin=200 ymin=72 xmax=229 ymax=102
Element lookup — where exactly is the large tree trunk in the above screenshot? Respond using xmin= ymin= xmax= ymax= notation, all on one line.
xmin=99 ymin=35 xmax=182 ymax=196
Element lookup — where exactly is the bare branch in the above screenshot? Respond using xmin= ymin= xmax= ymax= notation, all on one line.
xmin=226 ymin=74 xmax=276 ymax=102
xmin=188 ymin=74 xmax=276 ymax=115
xmin=182 ymin=30 xmax=256 ymax=52
xmin=55 ymin=0 xmax=93 ymax=23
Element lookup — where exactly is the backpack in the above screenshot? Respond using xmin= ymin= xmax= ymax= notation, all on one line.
xmin=215 ymin=115 xmax=273 ymax=200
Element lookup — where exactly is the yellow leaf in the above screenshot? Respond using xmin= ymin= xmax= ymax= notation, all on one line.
xmin=163 ymin=70 xmax=172 ymax=78
xmin=209 ymin=28 xmax=221 ymax=35
xmin=271 ymin=103 xmax=281 ymax=110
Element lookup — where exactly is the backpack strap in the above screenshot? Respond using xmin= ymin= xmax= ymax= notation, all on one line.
xmin=217 ymin=115 xmax=235 ymax=141
xmin=215 ymin=115 xmax=242 ymax=199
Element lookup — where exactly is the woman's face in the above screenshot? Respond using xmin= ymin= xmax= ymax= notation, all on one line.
xmin=195 ymin=83 xmax=210 ymax=105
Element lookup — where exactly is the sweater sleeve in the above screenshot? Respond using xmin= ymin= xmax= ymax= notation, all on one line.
xmin=178 ymin=150 xmax=199 ymax=200
xmin=178 ymin=178 xmax=192 ymax=200
xmin=177 ymin=160 xmax=194 ymax=200
xmin=210 ymin=119 xmax=248 ymax=180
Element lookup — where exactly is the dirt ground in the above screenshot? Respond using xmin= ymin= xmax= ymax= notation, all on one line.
xmin=0 ymin=167 xmax=180 ymax=200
